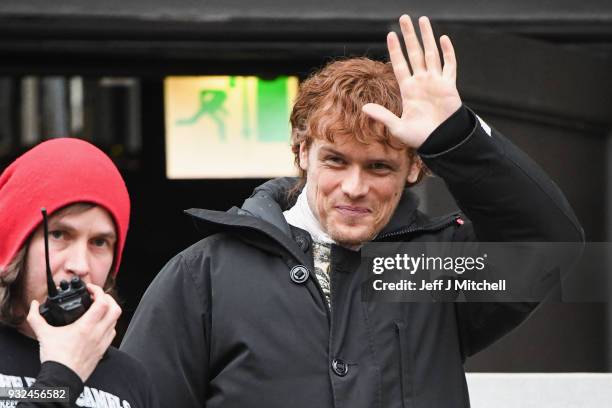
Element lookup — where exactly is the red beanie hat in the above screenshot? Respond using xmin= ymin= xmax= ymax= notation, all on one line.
xmin=0 ymin=138 xmax=130 ymax=277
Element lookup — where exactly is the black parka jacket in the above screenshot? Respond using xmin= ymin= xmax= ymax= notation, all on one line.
xmin=121 ymin=108 xmax=583 ymax=408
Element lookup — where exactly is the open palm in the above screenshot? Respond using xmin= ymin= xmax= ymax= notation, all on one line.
xmin=363 ymin=15 xmax=462 ymax=149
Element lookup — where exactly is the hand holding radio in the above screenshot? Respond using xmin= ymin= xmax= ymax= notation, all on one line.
xmin=39 ymin=276 xmax=93 ymax=326
xmin=27 ymin=283 xmax=122 ymax=382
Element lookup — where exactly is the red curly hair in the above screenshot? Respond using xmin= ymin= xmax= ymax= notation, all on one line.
xmin=289 ymin=57 xmax=424 ymax=197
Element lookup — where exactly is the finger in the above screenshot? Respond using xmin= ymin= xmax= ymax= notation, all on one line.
xmin=86 ymin=283 xmax=104 ymax=301
xmin=362 ymin=103 xmax=402 ymax=133
xmin=440 ymin=35 xmax=457 ymax=81
xmin=79 ymin=288 xmax=110 ymax=324
xmin=26 ymin=300 xmax=48 ymax=338
xmin=387 ymin=32 xmax=411 ymax=83
xmin=419 ymin=16 xmax=442 ymax=74
xmin=97 ymin=295 xmax=121 ymax=333
xmin=399 ymin=14 xmax=425 ymax=74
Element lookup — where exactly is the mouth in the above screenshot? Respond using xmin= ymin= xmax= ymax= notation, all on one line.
xmin=335 ymin=205 xmax=371 ymax=216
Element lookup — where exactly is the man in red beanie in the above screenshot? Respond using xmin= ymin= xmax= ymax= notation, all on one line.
xmin=0 ymin=138 xmax=157 ymax=407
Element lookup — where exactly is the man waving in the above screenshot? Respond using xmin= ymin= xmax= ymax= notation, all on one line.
xmin=122 ymin=15 xmax=583 ymax=408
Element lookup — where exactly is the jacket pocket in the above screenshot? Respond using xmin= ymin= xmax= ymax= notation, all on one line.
xmin=394 ymin=321 xmax=414 ymax=408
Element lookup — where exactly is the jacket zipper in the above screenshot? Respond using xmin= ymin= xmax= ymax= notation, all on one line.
xmin=374 ymin=215 xmax=460 ymax=241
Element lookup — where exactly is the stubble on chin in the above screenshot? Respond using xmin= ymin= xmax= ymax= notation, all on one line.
xmin=326 ymin=221 xmax=378 ymax=247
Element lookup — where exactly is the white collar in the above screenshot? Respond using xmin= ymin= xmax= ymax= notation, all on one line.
xmin=282 ymin=184 xmax=336 ymax=245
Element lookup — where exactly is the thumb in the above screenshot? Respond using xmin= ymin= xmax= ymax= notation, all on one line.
xmin=26 ymin=300 xmax=49 ymax=338
xmin=362 ymin=103 xmax=401 ymax=132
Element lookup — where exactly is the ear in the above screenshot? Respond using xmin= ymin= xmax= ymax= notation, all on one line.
xmin=406 ymin=157 xmax=422 ymax=184
xmin=298 ymin=142 xmax=309 ymax=172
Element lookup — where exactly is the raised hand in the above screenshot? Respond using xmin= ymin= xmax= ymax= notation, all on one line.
xmin=362 ymin=15 xmax=462 ymax=149
xmin=27 ymin=284 xmax=121 ymax=382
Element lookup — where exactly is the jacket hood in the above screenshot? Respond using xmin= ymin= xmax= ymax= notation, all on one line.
xmin=185 ymin=177 xmax=426 ymax=262
xmin=241 ymin=177 xmax=422 ymax=238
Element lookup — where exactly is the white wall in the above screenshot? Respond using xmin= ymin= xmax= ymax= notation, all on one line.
xmin=467 ymin=373 xmax=612 ymax=408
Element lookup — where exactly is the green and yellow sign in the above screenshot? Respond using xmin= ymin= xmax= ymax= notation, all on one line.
xmin=165 ymin=75 xmax=299 ymax=178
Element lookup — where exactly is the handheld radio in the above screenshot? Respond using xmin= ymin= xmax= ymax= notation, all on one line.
xmin=38 ymin=208 xmax=93 ymax=326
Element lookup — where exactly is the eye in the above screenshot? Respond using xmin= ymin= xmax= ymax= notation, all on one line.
xmin=49 ymin=230 xmax=64 ymax=240
xmin=324 ymin=156 xmax=346 ymax=166
xmin=91 ymin=238 xmax=109 ymax=248
xmin=369 ymin=162 xmax=392 ymax=172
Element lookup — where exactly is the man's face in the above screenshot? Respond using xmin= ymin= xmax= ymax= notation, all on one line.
xmin=21 ymin=206 xmax=117 ymax=308
xmin=299 ymin=135 xmax=419 ymax=246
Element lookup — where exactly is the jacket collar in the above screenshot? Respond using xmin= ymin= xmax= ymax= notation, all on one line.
xmin=240 ymin=177 xmax=422 ymax=236
xmin=185 ymin=177 xmax=422 ymax=262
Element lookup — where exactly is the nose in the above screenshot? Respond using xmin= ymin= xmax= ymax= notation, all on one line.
xmin=63 ymin=241 xmax=90 ymax=278
xmin=341 ymin=166 xmax=369 ymax=199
